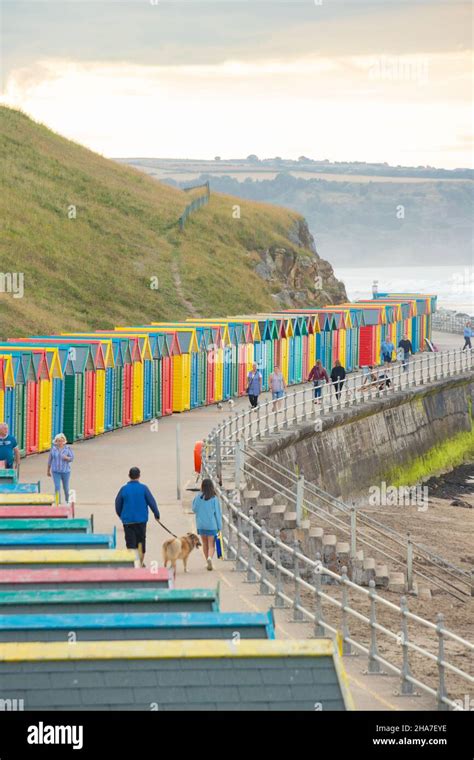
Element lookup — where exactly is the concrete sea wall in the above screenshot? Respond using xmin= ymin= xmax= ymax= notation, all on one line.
xmin=253 ymin=376 xmax=474 ymax=501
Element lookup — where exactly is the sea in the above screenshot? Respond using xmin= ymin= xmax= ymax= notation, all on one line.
xmin=334 ymin=265 xmax=474 ymax=315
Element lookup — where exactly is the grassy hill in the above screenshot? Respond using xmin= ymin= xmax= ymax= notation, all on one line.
xmin=0 ymin=107 xmax=346 ymax=337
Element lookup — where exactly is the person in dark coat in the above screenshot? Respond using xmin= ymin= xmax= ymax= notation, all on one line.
xmin=308 ymin=360 xmax=329 ymax=402
xmin=398 ymin=335 xmax=413 ymax=371
xmin=330 ymin=360 xmax=346 ymax=400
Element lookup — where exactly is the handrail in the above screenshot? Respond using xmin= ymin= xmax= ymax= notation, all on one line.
xmin=202 ymin=345 xmax=474 ymax=710
xmin=243 ymin=445 xmax=471 ymax=588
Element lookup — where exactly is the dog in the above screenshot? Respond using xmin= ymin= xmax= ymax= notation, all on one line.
xmin=162 ymin=532 xmax=202 ymax=576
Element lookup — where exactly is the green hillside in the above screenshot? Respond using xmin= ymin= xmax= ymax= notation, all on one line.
xmin=0 ymin=107 xmax=346 ymax=337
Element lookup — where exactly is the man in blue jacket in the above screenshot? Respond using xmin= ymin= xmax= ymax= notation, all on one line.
xmin=115 ymin=467 xmax=160 ymax=565
xmin=381 ymin=338 xmax=394 ymax=365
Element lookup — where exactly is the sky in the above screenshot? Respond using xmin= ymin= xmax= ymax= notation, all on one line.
xmin=1 ymin=0 xmax=472 ymax=167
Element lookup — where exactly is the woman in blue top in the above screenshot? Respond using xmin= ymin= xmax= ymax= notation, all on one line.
xmin=47 ymin=433 xmax=74 ymax=504
xmin=192 ymin=478 xmax=222 ymax=571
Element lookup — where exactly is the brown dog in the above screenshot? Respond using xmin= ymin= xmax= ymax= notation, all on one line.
xmin=162 ymin=532 xmax=202 ymax=576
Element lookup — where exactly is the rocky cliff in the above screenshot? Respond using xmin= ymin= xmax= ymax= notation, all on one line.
xmin=254 ymin=218 xmax=347 ymax=309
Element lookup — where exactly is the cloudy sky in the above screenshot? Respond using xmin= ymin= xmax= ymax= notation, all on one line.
xmin=1 ymin=1 xmax=472 ymax=167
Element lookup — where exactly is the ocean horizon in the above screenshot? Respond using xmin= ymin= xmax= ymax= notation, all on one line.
xmin=334 ymin=265 xmax=474 ymax=314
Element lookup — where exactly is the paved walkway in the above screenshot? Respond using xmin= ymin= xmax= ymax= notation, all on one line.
xmin=18 ymin=331 xmax=459 ymax=710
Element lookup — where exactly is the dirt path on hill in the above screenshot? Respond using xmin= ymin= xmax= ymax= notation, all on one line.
xmin=171 ymin=257 xmax=200 ymax=317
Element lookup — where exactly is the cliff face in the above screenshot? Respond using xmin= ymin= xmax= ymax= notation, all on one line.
xmin=254 ymin=219 xmax=347 ymax=309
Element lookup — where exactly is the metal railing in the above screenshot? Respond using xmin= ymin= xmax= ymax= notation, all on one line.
xmin=202 ymin=346 xmax=474 ymax=710
xmin=242 ymin=445 xmax=471 ymax=601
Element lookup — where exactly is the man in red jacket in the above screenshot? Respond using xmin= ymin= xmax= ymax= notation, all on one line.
xmin=308 ymin=360 xmax=329 ymax=403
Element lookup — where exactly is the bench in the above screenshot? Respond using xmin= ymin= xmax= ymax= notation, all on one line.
xmin=0 ymin=482 xmax=40 ymax=493
xmin=0 ymin=518 xmax=91 ymax=534
xmin=0 ymin=567 xmax=172 ymax=591
xmin=0 ymin=506 xmax=75 ymax=520
xmin=0 ymin=548 xmax=138 ymax=570
xmin=0 ymin=531 xmax=115 ymax=551
xmin=0 ymin=494 xmax=56 ymax=506
xmin=0 ymin=610 xmax=275 ymax=642
xmin=0 ymin=470 xmax=17 ymax=484
xmin=0 ymin=639 xmax=353 ymax=710
xmin=0 ymin=586 xmax=218 ymax=614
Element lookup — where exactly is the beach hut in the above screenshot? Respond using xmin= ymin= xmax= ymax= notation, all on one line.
xmin=64 ymin=346 xmax=92 ymax=442
xmin=1 ymin=346 xmax=61 ymax=453
xmin=151 ymin=327 xmax=197 ymax=413
xmin=103 ymin=333 xmax=151 ymax=425
xmin=0 ymin=356 xmax=16 ymax=438
xmin=354 ymin=305 xmax=385 ymax=365
xmin=0 ymin=357 xmax=15 ymax=433
xmin=11 ymin=356 xmax=27 ymax=456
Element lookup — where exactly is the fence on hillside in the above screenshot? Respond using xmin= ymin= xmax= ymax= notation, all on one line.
xmin=202 ymin=347 xmax=474 ymax=710
xmin=178 ymin=181 xmax=210 ymax=231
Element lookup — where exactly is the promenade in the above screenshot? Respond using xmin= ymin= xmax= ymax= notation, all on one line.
xmin=18 ymin=331 xmax=464 ymax=710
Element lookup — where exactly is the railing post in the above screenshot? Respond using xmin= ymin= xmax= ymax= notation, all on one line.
xmin=274 ymin=396 xmax=280 ymax=432
xmin=407 ymin=532 xmax=413 ymax=592
xmin=350 ymin=504 xmax=357 ymax=560
xmin=222 ymin=500 xmax=231 ymax=559
xmin=292 ymin=540 xmax=304 ymax=621
xmin=326 ymin=380 xmax=332 ymax=412
xmin=235 ymin=510 xmax=245 ymax=571
xmin=340 ymin=566 xmax=352 ymax=655
xmin=215 ymin=430 xmax=222 ymax=486
xmin=367 ymin=580 xmax=382 ymax=674
xmin=296 ymin=473 xmax=304 ymax=528
xmin=436 ymin=613 xmax=449 ymax=711
xmin=256 ymin=403 xmax=262 ymax=439
xmin=259 ymin=519 xmax=270 ymax=595
xmin=235 ymin=438 xmax=245 ymax=491
xmin=313 ymin=554 xmax=325 ymax=637
xmin=283 ymin=391 xmax=289 ymax=429
xmin=246 ymin=508 xmax=257 ymax=583
xmin=399 ymin=596 xmax=415 ymax=695
xmin=273 ymin=529 xmax=285 ymax=608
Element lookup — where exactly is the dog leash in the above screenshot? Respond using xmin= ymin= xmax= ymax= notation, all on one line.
xmin=157 ymin=519 xmax=178 ymax=538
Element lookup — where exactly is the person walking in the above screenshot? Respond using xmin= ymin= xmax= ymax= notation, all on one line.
xmin=330 ymin=360 xmax=346 ymax=400
xmin=308 ymin=360 xmax=329 ymax=402
xmin=192 ymin=478 xmax=222 ymax=571
xmin=115 ymin=467 xmax=160 ymax=566
xmin=462 ymin=322 xmax=472 ymax=350
xmin=269 ymin=365 xmax=286 ymax=410
xmin=398 ymin=334 xmax=413 ymax=371
xmin=381 ymin=338 xmax=395 ymax=365
xmin=247 ymin=362 xmax=262 ymax=409
xmin=0 ymin=423 xmax=20 ymax=471
xmin=47 ymin=433 xmax=74 ymax=503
